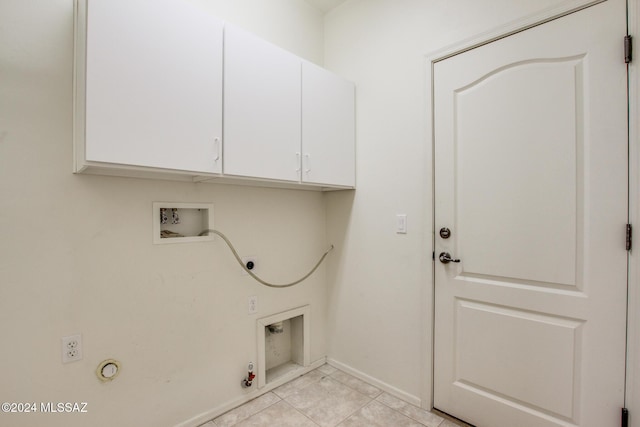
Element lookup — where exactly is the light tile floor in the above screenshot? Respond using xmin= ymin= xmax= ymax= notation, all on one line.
xmin=200 ymin=364 xmax=472 ymax=427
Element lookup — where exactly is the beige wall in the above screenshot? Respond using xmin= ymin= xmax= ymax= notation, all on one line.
xmin=0 ymin=1 xmax=326 ymax=426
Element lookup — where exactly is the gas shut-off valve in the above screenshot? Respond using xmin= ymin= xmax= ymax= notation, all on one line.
xmin=242 ymin=362 xmax=255 ymax=388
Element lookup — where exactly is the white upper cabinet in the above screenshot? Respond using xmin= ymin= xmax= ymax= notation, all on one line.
xmin=78 ymin=0 xmax=223 ymax=174
xmin=74 ymin=0 xmax=355 ymax=189
xmin=223 ymin=24 xmax=302 ymax=182
xmin=302 ymin=61 xmax=355 ymax=187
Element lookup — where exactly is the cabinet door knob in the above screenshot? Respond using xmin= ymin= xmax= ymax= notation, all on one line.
xmin=213 ymin=137 xmax=221 ymax=161
xmin=304 ymin=153 xmax=311 ymax=174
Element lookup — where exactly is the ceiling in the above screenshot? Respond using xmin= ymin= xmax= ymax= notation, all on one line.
xmin=305 ymin=0 xmax=349 ymax=13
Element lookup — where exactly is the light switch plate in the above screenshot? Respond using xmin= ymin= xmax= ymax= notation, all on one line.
xmin=396 ymin=214 xmax=407 ymax=234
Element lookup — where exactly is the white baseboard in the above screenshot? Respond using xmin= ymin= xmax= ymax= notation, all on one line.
xmin=175 ymin=357 xmax=326 ymax=427
xmin=326 ymin=358 xmax=422 ymax=407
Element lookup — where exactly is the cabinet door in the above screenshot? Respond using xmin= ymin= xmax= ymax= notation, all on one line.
xmin=302 ymin=61 xmax=355 ymax=187
xmin=84 ymin=0 xmax=223 ymax=173
xmin=224 ymin=24 xmax=301 ymax=182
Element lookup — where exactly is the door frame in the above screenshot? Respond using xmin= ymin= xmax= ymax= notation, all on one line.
xmin=626 ymin=0 xmax=640 ymax=425
xmin=421 ymin=0 xmax=636 ymax=422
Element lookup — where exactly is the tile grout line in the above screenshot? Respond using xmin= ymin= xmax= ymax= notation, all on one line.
xmin=323 ymin=371 xmax=406 ymax=427
xmin=280 ymin=374 xmax=375 ymax=427
xmin=332 ymin=394 xmax=375 ymax=427
xmin=279 ymin=399 xmax=323 ymax=427
xmin=214 ymin=393 xmax=283 ymax=427
xmin=373 ymin=398 xmax=431 ymax=427
xmin=323 ymin=371 xmax=381 ymax=425
xmin=376 ymin=393 xmax=446 ymax=427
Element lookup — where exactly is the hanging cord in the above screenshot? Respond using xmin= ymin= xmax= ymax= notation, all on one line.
xmin=199 ymin=229 xmax=334 ymax=288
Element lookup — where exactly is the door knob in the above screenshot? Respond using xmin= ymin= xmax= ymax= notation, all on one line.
xmin=439 ymin=227 xmax=451 ymax=239
xmin=439 ymin=252 xmax=460 ymax=264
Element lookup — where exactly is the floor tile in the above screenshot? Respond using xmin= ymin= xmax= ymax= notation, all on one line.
xmin=317 ymin=363 xmax=338 ymax=375
xmin=337 ymin=400 xmax=425 ymax=427
xmin=272 ymin=369 xmax=326 ymax=399
xmin=284 ymin=377 xmax=371 ymax=427
xmin=207 ymin=365 xmax=473 ymax=427
xmin=233 ymin=400 xmax=318 ymax=427
xmin=376 ymin=393 xmax=443 ymax=427
xmin=330 ymin=370 xmax=383 ymax=399
xmin=213 ymin=392 xmax=281 ymax=427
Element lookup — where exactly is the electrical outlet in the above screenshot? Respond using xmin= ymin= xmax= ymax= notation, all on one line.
xmin=62 ymin=334 xmax=83 ymax=364
xmin=248 ymin=296 xmax=258 ymax=314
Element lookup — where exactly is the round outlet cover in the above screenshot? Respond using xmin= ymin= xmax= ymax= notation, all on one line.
xmin=96 ymin=359 xmax=121 ymax=382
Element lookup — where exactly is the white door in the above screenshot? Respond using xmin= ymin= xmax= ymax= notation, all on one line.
xmin=223 ymin=24 xmax=301 ymax=182
xmin=301 ymin=61 xmax=356 ymax=187
xmin=85 ymin=0 xmax=223 ymax=173
xmin=433 ymin=1 xmax=628 ymax=426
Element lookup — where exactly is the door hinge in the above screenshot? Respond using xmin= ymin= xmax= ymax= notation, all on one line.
xmin=432 ymin=251 xmax=435 ymax=261
xmin=627 ymin=224 xmax=633 ymax=251
xmin=622 ymin=407 xmax=629 ymax=427
xmin=625 ymin=35 xmax=633 ymax=64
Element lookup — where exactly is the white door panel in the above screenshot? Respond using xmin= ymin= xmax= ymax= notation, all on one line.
xmin=454 ymin=58 xmax=580 ymax=286
xmin=455 ymin=300 xmax=581 ymax=419
xmin=433 ymin=1 xmax=628 ymax=426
